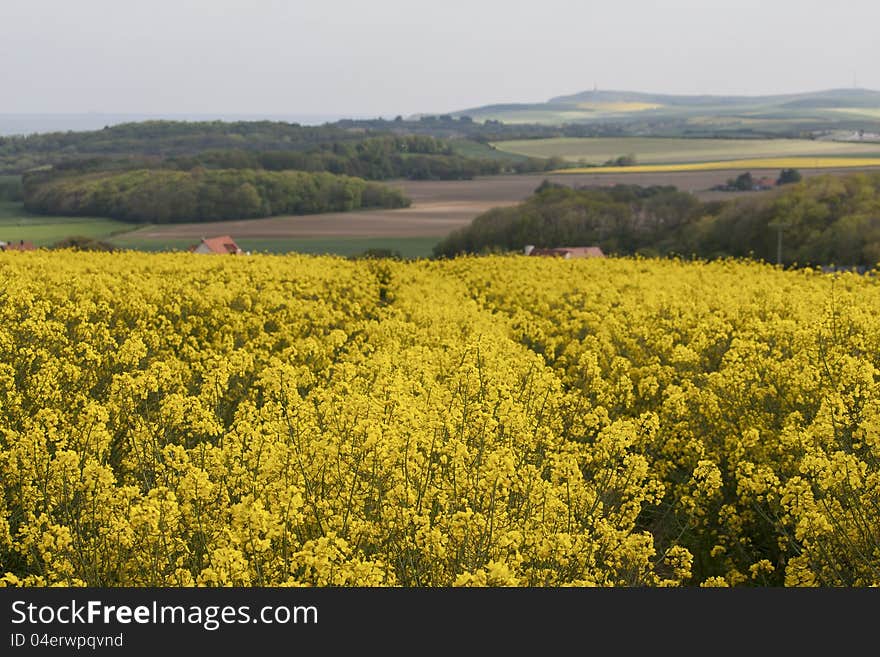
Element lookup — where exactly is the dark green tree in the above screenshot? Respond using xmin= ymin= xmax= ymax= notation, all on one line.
xmin=777 ymin=168 xmax=803 ymax=185
xmin=731 ymin=172 xmax=754 ymax=191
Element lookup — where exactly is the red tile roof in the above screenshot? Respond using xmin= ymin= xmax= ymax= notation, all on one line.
xmin=1 ymin=240 xmax=35 ymax=252
xmin=189 ymin=235 xmax=243 ymax=255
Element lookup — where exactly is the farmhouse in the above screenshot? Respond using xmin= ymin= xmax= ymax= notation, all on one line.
xmin=0 ymin=240 xmax=35 ymax=252
xmin=524 ymin=245 xmax=605 ymax=259
xmin=189 ymin=235 xmax=244 ymax=255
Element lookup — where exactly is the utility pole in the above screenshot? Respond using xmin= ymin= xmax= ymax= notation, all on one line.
xmin=776 ymin=224 xmax=783 ymax=265
xmin=768 ymin=220 xmax=790 ymax=266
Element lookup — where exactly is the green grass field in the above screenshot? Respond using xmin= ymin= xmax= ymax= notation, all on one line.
xmin=455 ymin=101 xmax=669 ymax=125
xmin=828 ymin=108 xmax=880 ymax=119
xmin=1 ymin=201 xmax=439 ymax=256
xmin=464 ymin=109 xmax=614 ymax=125
xmin=449 ymin=140 xmax=530 ymax=162
xmin=492 ymin=137 xmax=880 ymax=165
xmin=0 ymin=201 xmax=135 ymax=245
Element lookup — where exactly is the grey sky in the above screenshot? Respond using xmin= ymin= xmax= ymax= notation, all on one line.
xmin=2 ymin=0 xmax=878 ymax=117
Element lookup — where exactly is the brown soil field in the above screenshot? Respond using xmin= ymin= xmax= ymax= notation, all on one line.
xmin=126 ymin=167 xmax=880 ymax=240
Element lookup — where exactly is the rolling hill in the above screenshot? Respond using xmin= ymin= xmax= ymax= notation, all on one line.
xmin=451 ymin=88 xmax=880 ymax=137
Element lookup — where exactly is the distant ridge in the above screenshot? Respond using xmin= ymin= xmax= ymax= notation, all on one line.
xmin=450 ymin=88 xmax=880 ymax=128
xmin=547 ymin=88 xmax=880 ymax=107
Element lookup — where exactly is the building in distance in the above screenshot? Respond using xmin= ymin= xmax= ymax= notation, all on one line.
xmin=189 ymin=235 xmax=245 ymax=255
xmin=0 ymin=240 xmax=36 ymax=252
xmin=524 ymin=245 xmax=605 ymax=259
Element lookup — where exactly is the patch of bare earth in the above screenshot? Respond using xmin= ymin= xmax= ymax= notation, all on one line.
xmin=125 ymin=168 xmax=880 ymax=240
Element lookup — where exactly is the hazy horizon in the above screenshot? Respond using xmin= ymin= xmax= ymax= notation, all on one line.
xmin=6 ymin=81 xmax=880 ymax=136
xmin=3 ymin=0 xmax=879 ymax=118
xmin=0 ymin=112 xmax=364 ymax=137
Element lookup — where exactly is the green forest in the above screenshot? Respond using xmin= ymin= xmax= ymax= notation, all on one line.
xmin=6 ymin=121 xmax=566 ymax=225
xmin=0 ymin=120 xmax=371 ymax=173
xmin=434 ymin=173 xmax=880 ymax=267
xmin=162 ymin=135 xmax=559 ymax=180
xmin=0 ymin=121 xmax=558 ymax=179
xmin=23 ymin=168 xmax=410 ymax=223
xmin=0 ymin=175 xmax=22 ymax=201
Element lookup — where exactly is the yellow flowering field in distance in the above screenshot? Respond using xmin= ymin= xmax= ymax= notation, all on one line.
xmin=556 ymin=157 xmax=880 ymax=174
xmin=494 ymin=136 xmax=880 ymax=165
xmin=1 ymin=252 xmax=878 ymax=587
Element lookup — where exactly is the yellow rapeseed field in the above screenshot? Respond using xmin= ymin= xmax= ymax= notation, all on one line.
xmin=557 ymin=157 xmax=880 ymax=174
xmin=1 ymin=251 xmax=878 ymax=587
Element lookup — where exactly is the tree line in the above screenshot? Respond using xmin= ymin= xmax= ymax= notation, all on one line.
xmin=0 ymin=175 xmax=22 ymax=201
xmin=0 ymin=121 xmax=559 ymax=178
xmin=0 ymin=120 xmax=365 ymax=167
xmin=23 ymin=168 xmax=410 ymax=223
xmin=434 ymin=172 xmax=880 ymax=268
xmin=333 ymin=114 xmax=829 ymax=141
xmin=164 ymin=136 xmax=557 ymax=180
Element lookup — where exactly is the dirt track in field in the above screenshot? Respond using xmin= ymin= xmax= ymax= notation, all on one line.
xmin=126 ymin=167 xmax=880 ymax=240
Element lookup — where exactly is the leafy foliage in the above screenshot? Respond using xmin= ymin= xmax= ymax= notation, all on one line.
xmin=435 ymin=173 xmax=880 ymax=267
xmin=0 ymin=176 xmax=22 ymax=202
xmin=777 ymin=168 xmax=803 ymax=185
xmin=50 ymin=236 xmax=118 ymax=251
xmin=434 ymin=183 xmax=704 ymax=258
xmin=23 ymin=168 xmax=410 ymax=223
xmin=0 ymin=121 xmax=559 ymax=179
